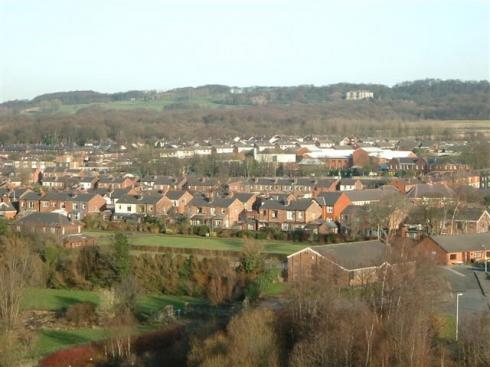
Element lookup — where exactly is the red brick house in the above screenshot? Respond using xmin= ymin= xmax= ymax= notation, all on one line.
xmin=18 ymin=190 xmax=42 ymax=213
xmin=258 ymin=198 xmax=322 ymax=231
xmin=188 ymin=197 xmax=244 ymax=228
xmin=0 ymin=202 xmax=17 ymax=219
xmin=287 ymin=240 xmax=390 ymax=286
xmin=388 ymin=157 xmax=428 ymax=174
xmin=232 ymin=192 xmax=257 ymax=212
xmin=13 ymin=212 xmax=81 ymax=237
xmin=414 ymin=233 xmax=490 ymax=265
xmin=163 ymin=190 xmax=194 ymax=214
xmin=315 ymin=192 xmax=352 ymax=221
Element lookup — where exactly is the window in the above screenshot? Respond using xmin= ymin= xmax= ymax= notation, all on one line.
xmin=297 ymin=211 xmax=304 ymax=219
xmin=327 ymin=206 xmax=333 ymax=214
xmin=210 ymin=208 xmax=216 ymax=215
xmin=127 ymin=206 xmax=132 ymax=212
xmin=287 ymin=211 xmax=293 ymax=220
xmin=272 ymin=210 xmax=278 ymax=219
xmin=449 ymin=254 xmax=457 ymax=260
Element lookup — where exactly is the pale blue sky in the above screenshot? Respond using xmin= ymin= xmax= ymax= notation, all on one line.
xmin=1 ymin=0 xmax=489 ymax=101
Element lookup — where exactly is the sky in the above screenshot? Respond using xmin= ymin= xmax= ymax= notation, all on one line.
xmin=0 ymin=0 xmax=489 ymax=101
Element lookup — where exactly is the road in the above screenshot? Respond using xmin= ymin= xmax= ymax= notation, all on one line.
xmin=440 ymin=264 xmax=490 ymax=317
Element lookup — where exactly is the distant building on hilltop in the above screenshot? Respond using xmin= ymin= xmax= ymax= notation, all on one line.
xmin=346 ymin=90 xmax=374 ymax=100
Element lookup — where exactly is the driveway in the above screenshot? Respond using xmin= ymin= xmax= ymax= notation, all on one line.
xmin=440 ymin=264 xmax=490 ymax=316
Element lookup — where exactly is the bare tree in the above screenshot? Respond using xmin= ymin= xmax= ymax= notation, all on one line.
xmin=0 ymin=236 xmax=33 ymax=331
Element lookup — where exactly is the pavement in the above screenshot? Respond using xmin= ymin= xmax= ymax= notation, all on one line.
xmin=440 ymin=264 xmax=490 ymax=317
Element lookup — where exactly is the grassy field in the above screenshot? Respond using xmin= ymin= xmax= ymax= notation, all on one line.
xmin=23 ymin=288 xmax=203 ymax=313
xmin=23 ymin=288 xmax=205 ymax=357
xmin=84 ymin=230 xmax=308 ymax=255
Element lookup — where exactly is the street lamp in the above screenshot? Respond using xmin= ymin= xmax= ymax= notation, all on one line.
xmin=456 ymin=292 xmax=463 ymax=341
xmin=482 ymin=244 xmax=488 ymax=274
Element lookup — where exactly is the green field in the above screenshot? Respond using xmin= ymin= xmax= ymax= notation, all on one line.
xmin=23 ymin=288 xmax=204 ymax=357
xmin=84 ymin=230 xmax=308 ymax=255
xmin=23 ymin=288 xmax=203 ymax=313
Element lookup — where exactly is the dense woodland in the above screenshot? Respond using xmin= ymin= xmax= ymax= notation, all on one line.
xmin=0 ymin=80 xmax=488 ymax=145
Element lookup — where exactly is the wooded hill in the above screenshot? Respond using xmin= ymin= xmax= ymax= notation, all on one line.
xmin=0 ymin=79 xmax=488 ymax=144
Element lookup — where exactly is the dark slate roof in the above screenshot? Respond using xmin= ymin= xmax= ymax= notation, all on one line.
xmin=431 ymin=232 xmax=490 ymax=252
xmin=16 ymin=212 xmax=72 ymax=226
xmin=406 ymin=183 xmax=455 ymax=199
xmin=345 ymin=187 xmax=399 ymax=203
xmin=70 ymin=193 xmax=100 ymax=202
xmin=40 ymin=192 xmax=72 ymax=201
xmin=117 ymin=194 xmax=164 ymax=205
xmin=315 ymin=192 xmax=344 ymax=206
xmin=0 ymin=202 xmax=16 ymax=212
xmin=308 ymin=240 xmax=388 ymax=269
xmin=261 ymin=200 xmax=286 ymax=210
xmin=287 ymin=199 xmax=317 ymax=211
xmin=233 ymin=193 xmax=255 ymax=203
xmin=315 ymin=178 xmax=338 ymax=188
xmin=165 ymin=190 xmax=188 ymax=200
xmin=19 ymin=191 xmax=42 ymax=200
xmin=453 ymin=208 xmax=489 ymax=222
xmin=155 ymin=176 xmax=177 ymax=185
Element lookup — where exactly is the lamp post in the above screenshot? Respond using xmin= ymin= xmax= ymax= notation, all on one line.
xmin=482 ymin=244 xmax=488 ymax=274
xmin=456 ymin=292 xmax=463 ymax=341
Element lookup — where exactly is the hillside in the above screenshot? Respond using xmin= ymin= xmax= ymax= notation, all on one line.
xmin=2 ymin=79 xmax=489 ymax=119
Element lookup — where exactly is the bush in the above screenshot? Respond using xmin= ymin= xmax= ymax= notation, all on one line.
xmin=192 ymin=225 xmax=210 ymax=237
xmin=64 ymin=302 xmax=98 ymax=326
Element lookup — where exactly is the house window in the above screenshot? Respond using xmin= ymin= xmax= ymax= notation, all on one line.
xmin=287 ymin=211 xmax=293 ymax=220
xmin=297 ymin=212 xmax=304 ymax=219
xmin=272 ymin=210 xmax=278 ymax=219
xmin=210 ymin=208 xmax=216 ymax=215
xmin=327 ymin=206 xmax=333 ymax=214
xmin=127 ymin=206 xmax=132 ymax=212
xmin=449 ymin=254 xmax=457 ymax=260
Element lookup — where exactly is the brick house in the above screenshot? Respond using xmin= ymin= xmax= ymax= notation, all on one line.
xmin=388 ymin=157 xmax=428 ymax=174
xmin=115 ymin=194 xmax=168 ymax=217
xmin=185 ymin=177 xmax=220 ymax=197
xmin=337 ymin=178 xmax=363 ymax=191
xmin=232 ymin=192 xmax=257 ymax=212
xmin=414 ymin=232 xmax=490 ymax=265
xmin=68 ymin=193 xmax=106 ymax=219
xmin=258 ymin=198 xmax=322 ymax=231
xmin=97 ymin=176 xmax=134 ymax=190
xmin=188 ymin=197 xmax=245 ymax=229
xmin=18 ymin=190 xmax=42 ymax=213
xmin=39 ymin=192 xmax=72 ymax=213
xmin=13 ymin=212 xmax=81 ymax=237
xmin=163 ymin=190 xmax=194 ymax=214
xmin=287 ymin=240 xmax=389 ymax=285
xmin=313 ymin=178 xmax=339 ymax=196
xmin=0 ymin=202 xmax=17 ymax=219
xmin=446 ymin=208 xmax=490 ymax=235
xmin=315 ymin=192 xmax=352 ymax=221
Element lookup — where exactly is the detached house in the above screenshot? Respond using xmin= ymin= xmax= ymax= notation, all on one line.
xmin=414 ymin=232 xmax=490 ymax=265
xmin=287 ymin=240 xmax=390 ymax=286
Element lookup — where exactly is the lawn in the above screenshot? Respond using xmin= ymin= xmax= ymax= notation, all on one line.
xmin=84 ymin=230 xmax=308 ymax=255
xmin=35 ymin=328 xmax=109 ymax=357
xmin=23 ymin=288 xmax=204 ymax=314
xmin=22 ymin=288 xmax=100 ymax=311
xmin=24 ymin=288 xmax=205 ymax=357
